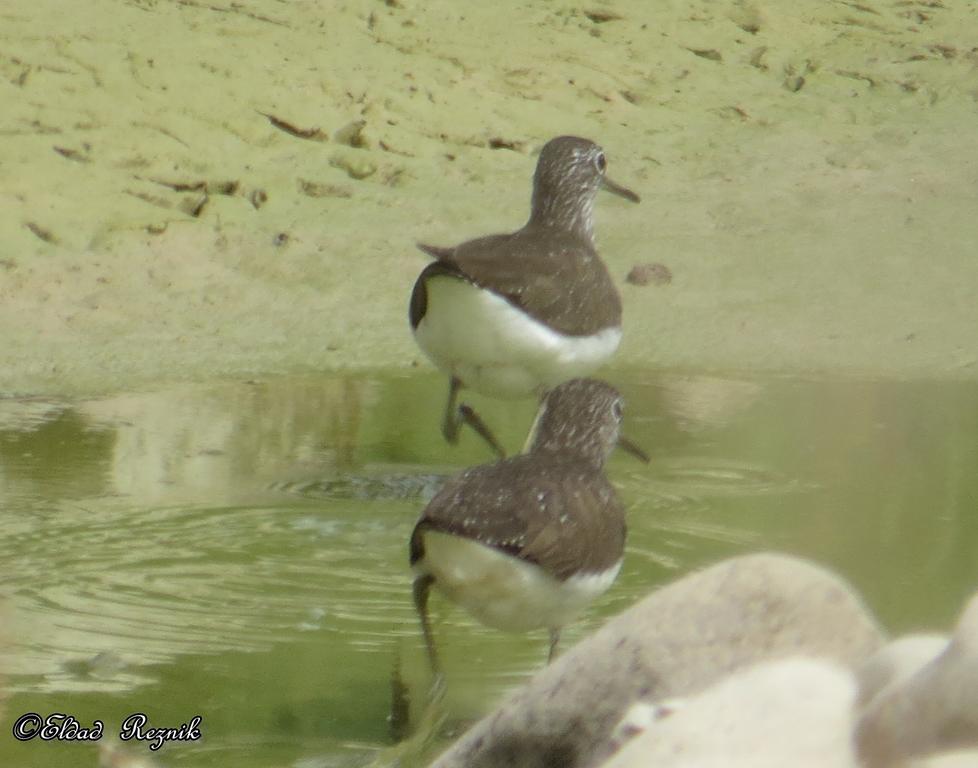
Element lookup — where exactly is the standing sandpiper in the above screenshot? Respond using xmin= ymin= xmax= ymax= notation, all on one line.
xmin=410 ymin=378 xmax=640 ymax=675
xmin=409 ymin=136 xmax=640 ymax=456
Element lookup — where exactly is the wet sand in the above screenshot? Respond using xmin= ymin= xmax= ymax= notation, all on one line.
xmin=2 ymin=0 xmax=976 ymax=396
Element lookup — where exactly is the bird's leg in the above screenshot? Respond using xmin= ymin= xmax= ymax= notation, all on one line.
xmin=387 ymin=648 xmax=410 ymax=743
xmin=457 ymin=405 xmax=506 ymax=459
xmin=441 ymin=377 xmax=506 ymax=459
xmin=413 ymin=574 xmax=442 ymax=683
xmin=548 ymin=628 xmax=561 ymax=663
xmin=380 ymin=638 xmax=448 ymax=762
xmin=440 ymin=377 xmax=463 ymax=444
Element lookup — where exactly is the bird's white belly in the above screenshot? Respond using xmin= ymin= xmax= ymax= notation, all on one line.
xmin=414 ymin=276 xmax=621 ymax=399
xmin=415 ymin=530 xmax=621 ymax=632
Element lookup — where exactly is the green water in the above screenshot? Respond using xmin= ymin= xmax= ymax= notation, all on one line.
xmin=0 ymin=371 xmax=976 ymax=767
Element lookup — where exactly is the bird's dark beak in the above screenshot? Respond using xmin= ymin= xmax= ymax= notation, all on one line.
xmin=602 ymin=176 xmax=640 ymax=204
xmin=617 ymin=435 xmax=650 ymax=464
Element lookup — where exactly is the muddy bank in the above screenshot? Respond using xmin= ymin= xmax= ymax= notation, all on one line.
xmin=2 ymin=0 xmax=976 ymax=396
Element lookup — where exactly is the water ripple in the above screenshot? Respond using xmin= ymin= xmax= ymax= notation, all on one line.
xmin=0 ymin=496 xmax=418 ymax=693
xmin=642 ymin=456 xmax=815 ymax=498
xmin=271 ymin=466 xmax=449 ymax=503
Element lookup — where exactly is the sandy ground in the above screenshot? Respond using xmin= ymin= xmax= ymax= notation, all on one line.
xmin=1 ymin=0 xmax=977 ymax=396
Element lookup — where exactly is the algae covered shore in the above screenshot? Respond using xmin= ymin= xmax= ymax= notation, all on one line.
xmin=2 ymin=0 xmax=976 ymax=395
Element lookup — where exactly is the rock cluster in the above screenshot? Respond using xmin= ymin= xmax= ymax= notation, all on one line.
xmin=429 ymin=553 xmax=978 ymax=768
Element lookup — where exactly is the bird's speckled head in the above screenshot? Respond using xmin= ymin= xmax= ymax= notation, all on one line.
xmin=527 ymin=378 xmax=625 ymax=468
xmin=528 ymin=136 xmax=639 ymax=241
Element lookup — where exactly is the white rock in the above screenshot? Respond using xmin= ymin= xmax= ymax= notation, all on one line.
xmin=856 ymin=592 xmax=978 ymax=766
xmin=856 ymin=634 xmax=949 ymax=708
xmin=600 ymin=658 xmax=859 ymax=768
xmin=431 ymin=553 xmax=884 ymax=768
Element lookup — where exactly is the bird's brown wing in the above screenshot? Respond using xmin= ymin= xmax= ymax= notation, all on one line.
xmin=408 ymin=236 xmax=513 ymax=329
xmin=410 ymin=457 xmax=535 ymax=565
xmin=412 ymin=230 xmax=621 ymax=336
xmin=518 ymin=476 xmax=625 ymax=579
xmin=410 ymin=457 xmax=625 ymax=580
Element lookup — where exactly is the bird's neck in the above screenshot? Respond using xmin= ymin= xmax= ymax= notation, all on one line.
xmin=530 ymin=441 xmax=607 ymax=472
xmin=527 ymin=190 xmax=595 ymax=243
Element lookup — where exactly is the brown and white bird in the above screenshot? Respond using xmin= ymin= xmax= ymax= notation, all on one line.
xmin=410 ymin=378 xmax=639 ymax=674
xmin=408 ymin=136 xmax=640 ymax=456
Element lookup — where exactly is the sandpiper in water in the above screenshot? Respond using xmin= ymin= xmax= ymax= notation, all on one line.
xmin=409 ymin=136 xmax=640 ymax=456
xmin=410 ymin=378 xmax=642 ymax=676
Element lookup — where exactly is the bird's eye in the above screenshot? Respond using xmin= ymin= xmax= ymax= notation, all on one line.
xmin=612 ymin=400 xmax=623 ymax=420
xmin=595 ymin=152 xmax=607 ymax=172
